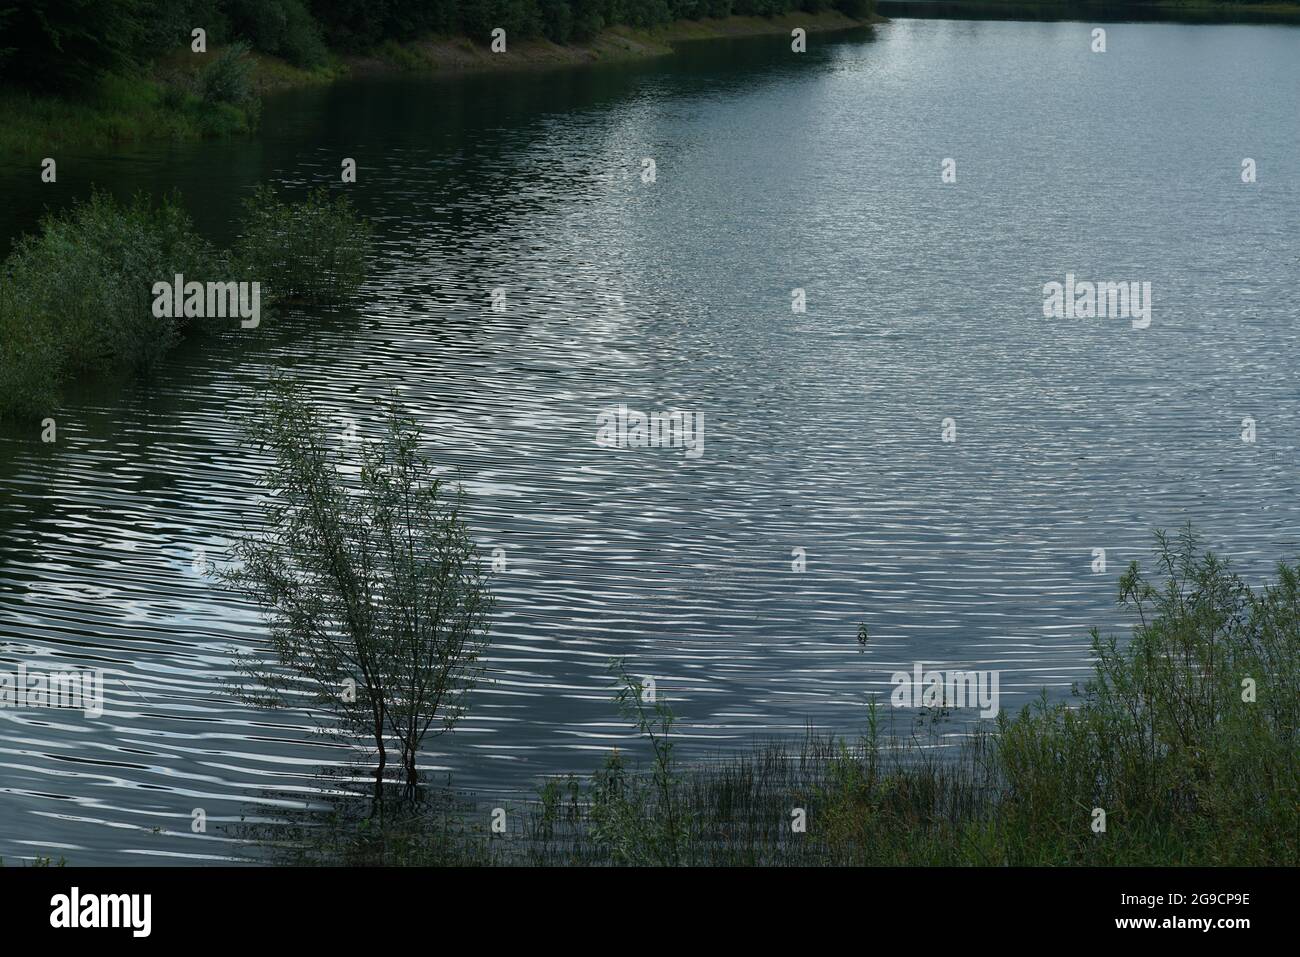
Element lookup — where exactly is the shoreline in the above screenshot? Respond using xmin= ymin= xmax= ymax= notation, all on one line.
xmin=0 ymin=13 xmax=884 ymax=156
xmin=348 ymin=11 xmax=885 ymax=77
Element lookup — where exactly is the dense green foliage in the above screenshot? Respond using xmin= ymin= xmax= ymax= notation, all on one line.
xmin=258 ymin=528 xmax=1298 ymax=866
xmin=0 ymin=192 xmax=215 ymax=415
xmin=991 ymin=528 xmax=1299 ymax=863
xmin=195 ymin=41 xmax=256 ymax=106
xmin=234 ymin=186 xmax=371 ymax=304
xmin=0 ymin=188 xmax=371 ymax=420
xmin=0 ymin=70 xmax=257 ymax=155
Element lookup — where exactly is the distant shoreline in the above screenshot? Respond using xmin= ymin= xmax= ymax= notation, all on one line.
xmin=0 ymin=12 xmax=885 ymax=156
xmin=343 ymin=11 xmax=889 ymax=79
xmin=4 ymin=2 xmax=1294 ymax=157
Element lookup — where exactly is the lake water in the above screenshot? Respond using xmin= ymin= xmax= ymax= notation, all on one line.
xmin=1 ymin=18 xmax=1298 ymax=864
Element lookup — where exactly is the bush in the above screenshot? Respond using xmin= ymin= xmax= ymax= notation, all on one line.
xmin=198 ymin=41 xmax=255 ymax=105
xmin=234 ymin=185 xmax=372 ymax=304
xmin=994 ymin=528 xmax=1300 ymax=863
xmin=134 ymin=0 xmax=228 ymax=55
xmin=0 ymin=186 xmax=370 ymax=421
xmin=0 ymin=296 xmax=63 ymax=420
xmin=0 ymin=191 xmax=217 ymax=420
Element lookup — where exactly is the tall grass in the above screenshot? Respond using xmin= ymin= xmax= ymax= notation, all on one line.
xmin=256 ymin=528 xmax=1298 ymax=866
xmin=0 ymin=73 xmax=255 ymax=156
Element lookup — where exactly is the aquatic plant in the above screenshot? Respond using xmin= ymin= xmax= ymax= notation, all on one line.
xmin=233 ymin=185 xmax=371 ymax=306
xmin=0 ymin=190 xmax=217 ymax=417
xmin=0 ymin=186 xmax=371 ymax=421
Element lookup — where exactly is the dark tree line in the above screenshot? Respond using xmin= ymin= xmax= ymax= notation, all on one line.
xmin=308 ymin=0 xmax=876 ymax=48
xmin=0 ymin=0 xmax=875 ymax=92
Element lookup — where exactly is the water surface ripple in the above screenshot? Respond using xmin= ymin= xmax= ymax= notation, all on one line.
xmin=1 ymin=20 xmax=1298 ymax=863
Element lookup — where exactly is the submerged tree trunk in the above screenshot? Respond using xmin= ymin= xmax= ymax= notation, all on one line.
xmin=402 ymin=723 xmax=419 ymax=796
xmin=373 ymin=716 xmax=387 ymax=808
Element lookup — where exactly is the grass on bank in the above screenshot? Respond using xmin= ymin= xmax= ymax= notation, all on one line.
xmin=0 ymin=187 xmax=371 ymax=422
xmin=0 ymin=71 xmax=251 ymax=156
xmin=0 ymin=45 xmax=340 ymax=156
xmin=250 ymin=527 xmax=1298 ymax=866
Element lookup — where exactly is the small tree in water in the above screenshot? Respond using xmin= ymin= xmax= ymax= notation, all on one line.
xmin=225 ymin=383 xmax=492 ymax=801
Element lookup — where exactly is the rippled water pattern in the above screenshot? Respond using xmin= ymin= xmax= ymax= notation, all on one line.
xmin=1 ymin=20 xmax=1298 ymax=863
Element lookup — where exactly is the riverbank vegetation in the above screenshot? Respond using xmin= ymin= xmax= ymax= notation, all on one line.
xmin=0 ymin=188 xmax=371 ymax=421
xmin=244 ymin=522 xmax=1297 ymax=866
xmin=0 ymin=1 xmax=877 ymax=153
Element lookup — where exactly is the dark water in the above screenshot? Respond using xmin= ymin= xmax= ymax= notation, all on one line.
xmin=1 ymin=19 xmax=1298 ymax=864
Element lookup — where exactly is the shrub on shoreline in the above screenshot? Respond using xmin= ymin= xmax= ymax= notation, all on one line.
xmin=197 ymin=41 xmax=257 ymax=108
xmin=994 ymin=528 xmax=1299 ymax=863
